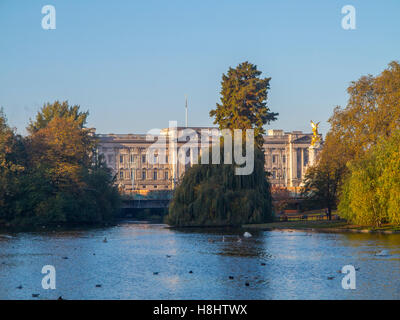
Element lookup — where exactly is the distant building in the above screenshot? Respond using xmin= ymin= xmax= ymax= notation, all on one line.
xmin=262 ymin=129 xmax=317 ymax=188
xmin=97 ymin=127 xmax=319 ymax=193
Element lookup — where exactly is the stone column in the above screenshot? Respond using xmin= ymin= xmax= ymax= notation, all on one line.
xmin=288 ymin=135 xmax=293 ymax=187
xmin=309 ymin=142 xmax=323 ymax=167
xmin=301 ymin=148 xmax=304 ymax=180
xmin=308 ymin=146 xmax=317 ymax=167
xmin=168 ymin=124 xmax=178 ymax=189
xmin=294 ymin=148 xmax=298 ymax=183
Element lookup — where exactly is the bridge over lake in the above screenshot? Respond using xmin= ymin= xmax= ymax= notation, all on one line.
xmin=119 ymin=191 xmax=172 ymax=216
xmin=121 ymin=199 xmax=170 ymax=209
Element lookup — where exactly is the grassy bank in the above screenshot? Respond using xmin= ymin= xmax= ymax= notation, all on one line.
xmin=243 ymin=220 xmax=400 ymax=234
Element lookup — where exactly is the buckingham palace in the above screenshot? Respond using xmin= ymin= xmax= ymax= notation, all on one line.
xmin=96 ymin=127 xmax=320 ymax=193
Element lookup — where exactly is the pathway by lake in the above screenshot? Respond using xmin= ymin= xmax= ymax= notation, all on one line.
xmin=0 ymin=221 xmax=399 ymax=299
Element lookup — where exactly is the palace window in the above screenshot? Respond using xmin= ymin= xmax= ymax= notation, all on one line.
xmin=272 ymin=155 xmax=278 ymax=163
xmin=142 ymin=170 xmax=146 ymax=180
xmin=120 ymin=155 xmax=124 ymax=164
xmin=142 ymin=155 xmax=146 ymax=164
xmin=282 ymin=155 xmax=286 ymax=163
xmin=130 ymin=155 xmax=135 ymax=163
xmin=153 ymin=169 xmax=157 ymax=180
xmin=164 ymin=171 xmax=168 ymax=180
xmin=119 ymin=170 xmax=124 ymax=179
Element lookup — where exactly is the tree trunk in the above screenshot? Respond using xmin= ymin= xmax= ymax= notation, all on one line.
xmin=328 ymin=206 xmax=332 ymax=221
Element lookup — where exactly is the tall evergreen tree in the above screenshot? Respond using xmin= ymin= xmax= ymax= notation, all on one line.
xmin=210 ymin=61 xmax=278 ymax=146
xmin=166 ymin=62 xmax=277 ymax=227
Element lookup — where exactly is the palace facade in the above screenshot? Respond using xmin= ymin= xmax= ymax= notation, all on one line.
xmin=97 ymin=128 xmax=319 ymax=193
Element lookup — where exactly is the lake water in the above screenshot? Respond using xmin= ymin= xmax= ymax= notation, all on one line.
xmin=0 ymin=221 xmax=399 ymax=299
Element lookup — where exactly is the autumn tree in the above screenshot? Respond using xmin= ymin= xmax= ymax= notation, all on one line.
xmin=303 ymin=61 xmax=400 ymax=222
xmin=301 ymin=132 xmax=347 ymax=220
xmin=301 ymin=164 xmax=343 ymax=220
xmin=29 ymin=116 xmax=94 ymax=191
xmin=328 ymin=61 xmax=400 ymax=161
xmin=0 ymin=102 xmax=120 ymax=227
xmin=271 ymin=186 xmax=291 ymax=214
xmin=28 ymin=100 xmax=88 ymax=134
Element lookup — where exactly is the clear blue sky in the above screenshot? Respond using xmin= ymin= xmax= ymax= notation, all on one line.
xmin=1 ymin=0 xmax=399 ymax=136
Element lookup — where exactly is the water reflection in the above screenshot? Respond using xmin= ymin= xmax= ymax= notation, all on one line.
xmin=0 ymin=222 xmax=399 ymax=299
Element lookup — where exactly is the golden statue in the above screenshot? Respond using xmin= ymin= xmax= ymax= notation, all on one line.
xmin=310 ymin=120 xmax=321 ymax=147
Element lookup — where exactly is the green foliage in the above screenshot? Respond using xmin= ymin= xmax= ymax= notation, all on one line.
xmin=328 ymin=61 xmax=400 ymax=161
xmin=305 ymin=61 xmax=400 ymax=224
xmin=12 ymin=155 xmax=120 ymax=225
xmin=339 ymin=130 xmax=400 ymax=227
xmin=0 ymin=108 xmax=26 ymax=220
xmin=210 ymin=61 xmax=278 ymax=146
xmin=0 ymin=103 xmax=120 ymax=227
xmin=301 ymin=161 xmax=344 ymax=220
xmin=166 ymin=62 xmax=277 ymax=227
xmin=166 ymin=147 xmax=273 ymax=227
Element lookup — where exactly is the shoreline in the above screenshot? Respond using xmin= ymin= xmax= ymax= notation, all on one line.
xmin=3 ymin=218 xmax=400 ymax=235
xmin=0 ymin=221 xmax=117 ymax=233
xmin=243 ymin=220 xmax=400 ymax=234
xmin=0 ymin=217 xmax=166 ymax=233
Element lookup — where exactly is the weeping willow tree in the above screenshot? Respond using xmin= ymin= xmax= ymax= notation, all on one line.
xmin=166 ymin=146 xmax=273 ymax=227
xmin=338 ymin=130 xmax=400 ymax=227
xmin=166 ymin=62 xmax=276 ymax=227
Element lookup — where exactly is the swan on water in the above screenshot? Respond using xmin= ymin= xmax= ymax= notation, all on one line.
xmin=243 ymin=232 xmax=252 ymax=238
xmin=375 ymin=250 xmax=390 ymax=256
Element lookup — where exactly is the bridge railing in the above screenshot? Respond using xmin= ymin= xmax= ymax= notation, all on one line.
xmin=121 ymin=190 xmax=173 ymax=201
